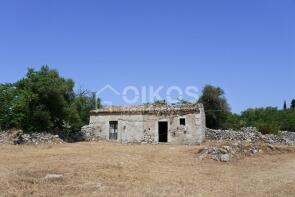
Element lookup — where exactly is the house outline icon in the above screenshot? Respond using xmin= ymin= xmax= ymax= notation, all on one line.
xmin=96 ymin=84 xmax=121 ymax=96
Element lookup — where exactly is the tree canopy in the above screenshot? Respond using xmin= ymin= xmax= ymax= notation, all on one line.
xmin=198 ymin=85 xmax=230 ymax=129
xmin=0 ymin=66 xmax=98 ymax=132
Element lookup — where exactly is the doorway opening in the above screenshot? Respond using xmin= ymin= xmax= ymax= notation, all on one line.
xmin=109 ymin=121 xmax=118 ymax=140
xmin=158 ymin=121 xmax=168 ymax=143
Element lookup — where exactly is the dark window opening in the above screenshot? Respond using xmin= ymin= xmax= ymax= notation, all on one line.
xmin=158 ymin=121 xmax=168 ymax=143
xmin=109 ymin=121 xmax=118 ymax=140
xmin=180 ymin=118 xmax=186 ymax=126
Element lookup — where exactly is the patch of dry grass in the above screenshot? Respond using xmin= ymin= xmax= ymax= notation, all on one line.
xmin=0 ymin=142 xmax=295 ymax=196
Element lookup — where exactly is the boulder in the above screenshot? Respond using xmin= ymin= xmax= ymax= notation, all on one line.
xmin=44 ymin=174 xmax=64 ymax=181
xmin=220 ymin=154 xmax=230 ymax=162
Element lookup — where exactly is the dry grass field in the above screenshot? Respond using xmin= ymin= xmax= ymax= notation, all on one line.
xmin=1 ymin=142 xmax=295 ymax=197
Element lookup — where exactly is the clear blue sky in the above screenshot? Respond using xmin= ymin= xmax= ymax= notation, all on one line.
xmin=0 ymin=0 xmax=294 ymax=113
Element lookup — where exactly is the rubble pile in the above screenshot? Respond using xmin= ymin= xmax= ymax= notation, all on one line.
xmin=279 ymin=131 xmax=295 ymax=145
xmin=201 ymin=127 xmax=295 ymax=162
xmin=198 ymin=141 xmax=274 ymax=162
xmin=0 ymin=130 xmax=63 ymax=145
xmin=80 ymin=124 xmax=101 ymax=141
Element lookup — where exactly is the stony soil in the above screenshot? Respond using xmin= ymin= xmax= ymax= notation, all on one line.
xmin=198 ymin=140 xmax=295 ymax=162
xmin=0 ymin=142 xmax=295 ymax=197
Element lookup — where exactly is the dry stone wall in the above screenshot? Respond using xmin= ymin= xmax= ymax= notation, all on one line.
xmin=200 ymin=127 xmax=295 ymax=162
xmin=0 ymin=130 xmax=63 ymax=145
xmin=206 ymin=127 xmax=295 ymax=145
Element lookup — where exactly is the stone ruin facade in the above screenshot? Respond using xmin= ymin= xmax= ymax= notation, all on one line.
xmin=82 ymin=104 xmax=206 ymax=144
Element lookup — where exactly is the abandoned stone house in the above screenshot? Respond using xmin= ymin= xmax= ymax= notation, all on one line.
xmin=82 ymin=104 xmax=206 ymax=144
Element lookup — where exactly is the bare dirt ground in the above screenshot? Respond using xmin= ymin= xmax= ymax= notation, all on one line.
xmin=1 ymin=142 xmax=295 ymax=197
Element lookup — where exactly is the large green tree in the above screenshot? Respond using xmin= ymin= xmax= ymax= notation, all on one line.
xmin=0 ymin=66 xmax=97 ymax=132
xmin=15 ymin=66 xmax=81 ymax=132
xmin=198 ymin=85 xmax=230 ymax=129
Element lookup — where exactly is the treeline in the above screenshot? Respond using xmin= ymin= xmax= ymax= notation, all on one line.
xmin=224 ymin=107 xmax=295 ymax=134
xmin=0 ymin=66 xmax=100 ymax=133
xmin=198 ymin=85 xmax=295 ymax=134
xmin=1 ymin=66 xmax=294 ymax=134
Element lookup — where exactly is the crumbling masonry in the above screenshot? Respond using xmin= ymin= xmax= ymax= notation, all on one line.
xmin=82 ymin=104 xmax=206 ymax=144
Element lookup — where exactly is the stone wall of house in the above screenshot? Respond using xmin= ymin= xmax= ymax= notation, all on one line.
xmin=88 ymin=114 xmax=145 ymax=143
xmin=82 ymin=105 xmax=206 ymax=144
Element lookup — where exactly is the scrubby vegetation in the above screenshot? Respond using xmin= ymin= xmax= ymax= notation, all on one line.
xmin=198 ymin=85 xmax=295 ymax=134
xmin=225 ymin=107 xmax=295 ymax=134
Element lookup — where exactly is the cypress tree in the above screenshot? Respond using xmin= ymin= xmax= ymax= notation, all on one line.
xmin=291 ymin=99 xmax=295 ymax=110
xmin=284 ymin=101 xmax=287 ymax=110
